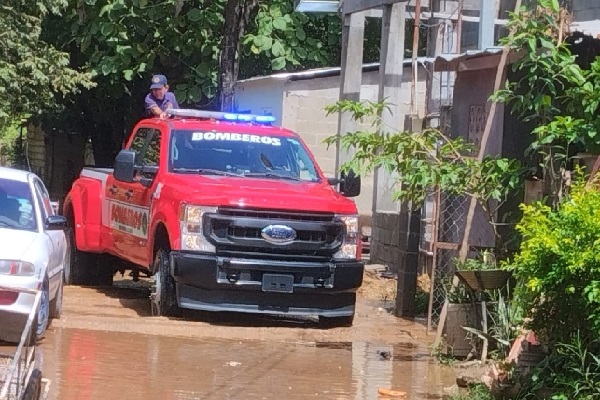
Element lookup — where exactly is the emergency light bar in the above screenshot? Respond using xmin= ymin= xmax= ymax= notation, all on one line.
xmin=166 ymin=108 xmax=276 ymax=124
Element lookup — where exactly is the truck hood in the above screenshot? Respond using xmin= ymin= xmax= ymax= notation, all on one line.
xmin=166 ymin=175 xmax=358 ymax=214
xmin=0 ymin=229 xmax=39 ymax=261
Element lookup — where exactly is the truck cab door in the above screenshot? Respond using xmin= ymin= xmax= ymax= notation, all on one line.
xmin=108 ymin=127 xmax=162 ymax=267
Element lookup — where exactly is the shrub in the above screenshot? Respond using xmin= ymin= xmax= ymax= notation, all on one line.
xmin=518 ymin=334 xmax=600 ymax=399
xmin=505 ymin=179 xmax=600 ymax=344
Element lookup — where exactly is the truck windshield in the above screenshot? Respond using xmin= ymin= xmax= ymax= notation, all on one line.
xmin=0 ymin=178 xmax=37 ymax=231
xmin=169 ymin=130 xmax=321 ymax=182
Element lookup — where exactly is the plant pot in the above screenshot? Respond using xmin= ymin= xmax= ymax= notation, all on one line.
xmin=455 ymin=269 xmax=512 ymax=291
xmin=445 ymin=302 xmax=481 ymax=358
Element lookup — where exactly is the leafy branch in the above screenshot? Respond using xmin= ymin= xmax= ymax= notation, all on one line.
xmin=324 ymin=100 xmax=523 ymax=240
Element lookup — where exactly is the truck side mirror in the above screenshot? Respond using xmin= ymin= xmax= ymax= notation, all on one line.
xmin=339 ymin=169 xmax=361 ymax=198
xmin=114 ymin=150 xmax=136 ymax=183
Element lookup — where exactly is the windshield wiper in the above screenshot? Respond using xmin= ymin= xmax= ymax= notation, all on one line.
xmin=172 ymin=168 xmax=242 ymax=177
xmin=244 ymin=172 xmax=302 ymax=181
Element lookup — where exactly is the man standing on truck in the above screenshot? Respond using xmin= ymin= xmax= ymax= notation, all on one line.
xmin=145 ymin=74 xmax=179 ymax=118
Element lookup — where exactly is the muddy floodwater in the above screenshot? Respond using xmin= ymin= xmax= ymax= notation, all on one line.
xmin=33 ymin=278 xmax=456 ymax=399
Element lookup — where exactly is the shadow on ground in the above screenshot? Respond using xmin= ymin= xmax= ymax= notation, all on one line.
xmin=88 ymin=278 xmax=327 ymax=329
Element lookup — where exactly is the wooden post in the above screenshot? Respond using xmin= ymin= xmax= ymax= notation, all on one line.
xmin=433 ymin=0 xmax=523 ymax=355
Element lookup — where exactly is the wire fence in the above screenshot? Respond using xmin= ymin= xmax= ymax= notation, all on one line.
xmin=427 ymin=193 xmax=469 ymax=331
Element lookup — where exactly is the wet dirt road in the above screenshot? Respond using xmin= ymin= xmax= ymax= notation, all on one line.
xmin=36 ymin=278 xmax=456 ymax=399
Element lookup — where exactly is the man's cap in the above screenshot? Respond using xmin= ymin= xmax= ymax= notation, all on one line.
xmin=150 ymin=74 xmax=168 ymax=89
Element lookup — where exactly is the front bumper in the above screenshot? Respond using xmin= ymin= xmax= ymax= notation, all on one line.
xmin=0 ymin=276 xmax=40 ymax=343
xmin=170 ymin=252 xmax=364 ymax=317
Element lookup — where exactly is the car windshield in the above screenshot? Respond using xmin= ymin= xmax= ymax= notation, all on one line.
xmin=169 ymin=129 xmax=321 ymax=182
xmin=0 ymin=178 xmax=37 ymax=231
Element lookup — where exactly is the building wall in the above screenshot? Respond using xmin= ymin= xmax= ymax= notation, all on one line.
xmin=448 ymin=67 xmax=505 ymax=248
xmin=233 ymin=80 xmax=285 ymax=122
xmin=570 ymin=0 xmax=600 ymax=21
xmin=25 ymin=123 xmax=88 ymax=203
xmin=26 ymin=124 xmax=47 ymax=180
xmin=282 ymin=66 xmax=428 ymax=218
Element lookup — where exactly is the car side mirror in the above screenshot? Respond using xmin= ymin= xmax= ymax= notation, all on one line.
xmin=339 ymin=169 xmax=361 ymax=198
xmin=114 ymin=150 xmax=137 ymax=183
xmin=45 ymin=215 xmax=68 ymax=231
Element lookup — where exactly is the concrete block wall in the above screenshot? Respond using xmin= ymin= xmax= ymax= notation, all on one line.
xmin=281 ymin=71 xmax=382 ymax=217
xmin=570 ymin=0 xmax=600 ymax=21
xmin=25 ymin=123 xmax=88 ymax=202
xmin=282 ymin=66 xmax=427 ymax=217
xmin=370 ymin=211 xmax=407 ymax=270
xmin=370 ymin=209 xmax=420 ymax=317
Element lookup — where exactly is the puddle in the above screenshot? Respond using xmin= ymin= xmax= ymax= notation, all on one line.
xmin=37 ymin=328 xmax=455 ymax=399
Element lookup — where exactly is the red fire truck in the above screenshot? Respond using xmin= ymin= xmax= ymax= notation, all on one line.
xmin=63 ymin=109 xmax=363 ymax=326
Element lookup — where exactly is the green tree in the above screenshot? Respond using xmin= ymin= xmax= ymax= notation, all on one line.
xmin=40 ymin=0 xmax=356 ymax=163
xmin=0 ymin=1 xmax=94 ymax=124
xmin=324 ymin=99 xmax=523 ymax=247
xmin=492 ymin=0 xmax=600 ymax=204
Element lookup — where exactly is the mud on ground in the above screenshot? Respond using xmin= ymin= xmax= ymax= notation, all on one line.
xmin=34 ymin=268 xmax=460 ymax=399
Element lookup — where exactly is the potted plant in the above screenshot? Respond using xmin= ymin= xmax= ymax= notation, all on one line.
xmin=442 ymin=276 xmax=480 ymax=358
xmin=454 ymin=250 xmax=512 ymax=292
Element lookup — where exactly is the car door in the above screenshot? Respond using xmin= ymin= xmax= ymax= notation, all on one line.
xmin=33 ymin=178 xmax=63 ymax=297
xmin=106 ymin=127 xmax=162 ymax=267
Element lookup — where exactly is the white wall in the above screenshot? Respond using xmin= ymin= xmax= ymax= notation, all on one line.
xmin=233 ymin=66 xmax=429 ymax=218
xmin=233 ymin=79 xmax=284 ymax=122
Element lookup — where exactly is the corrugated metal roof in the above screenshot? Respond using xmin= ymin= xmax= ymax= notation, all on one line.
xmin=571 ymin=20 xmax=600 ymax=39
xmin=235 ymin=58 xmax=434 ymax=85
xmin=433 ymin=47 xmax=505 ymax=71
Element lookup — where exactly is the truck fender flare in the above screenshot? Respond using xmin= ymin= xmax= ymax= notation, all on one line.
xmin=63 ymin=192 xmax=84 ymax=246
xmin=148 ymin=216 xmax=178 ymax=265
xmin=63 ymin=178 xmax=104 ymax=251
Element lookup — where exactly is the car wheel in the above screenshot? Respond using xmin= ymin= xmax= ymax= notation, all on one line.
xmin=36 ymin=278 xmax=50 ymax=340
xmin=63 ymin=233 xmax=72 ymax=285
xmin=150 ymin=249 xmax=179 ymax=317
xmin=50 ymin=279 xmax=63 ymax=320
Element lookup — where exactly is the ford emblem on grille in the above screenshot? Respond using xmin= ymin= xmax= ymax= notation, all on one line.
xmin=261 ymin=224 xmax=297 ymax=244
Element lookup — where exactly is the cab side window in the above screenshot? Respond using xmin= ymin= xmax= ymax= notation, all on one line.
xmin=128 ymin=128 xmax=162 ymax=167
xmin=142 ymin=130 xmax=161 ymax=167
xmin=130 ymin=128 xmax=151 ymax=163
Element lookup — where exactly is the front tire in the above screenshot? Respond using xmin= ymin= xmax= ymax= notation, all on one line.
xmin=50 ymin=279 xmax=63 ymax=320
xmin=150 ymin=249 xmax=179 ymax=317
xmin=36 ymin=278 xmax=50 ymax=340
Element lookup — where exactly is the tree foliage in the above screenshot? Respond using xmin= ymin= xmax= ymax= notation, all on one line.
xmin=324 ymin=100 xmax=522 ymax=218
xmin=0 ymin=1 xmax=94 ymax=125
xmin=38 ymin=0 xmax=370 ymax=163
xmin=492 ymin=0 xmax=600 ymax=204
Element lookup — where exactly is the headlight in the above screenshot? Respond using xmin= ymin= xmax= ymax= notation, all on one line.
xmin=0 ymin=260 xmax=36 ymax=276
xmin=334 ymin=215 xmax=360 ymax=261
xmin=179 ymin=205 xmax=217 ymax=253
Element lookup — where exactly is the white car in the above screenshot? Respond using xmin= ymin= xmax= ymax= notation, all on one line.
xmin=0 ymin=167 xmax=69 ymax=342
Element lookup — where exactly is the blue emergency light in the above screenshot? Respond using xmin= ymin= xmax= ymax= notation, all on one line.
xmin=168 ymin=109 xmax=276 ymax=124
